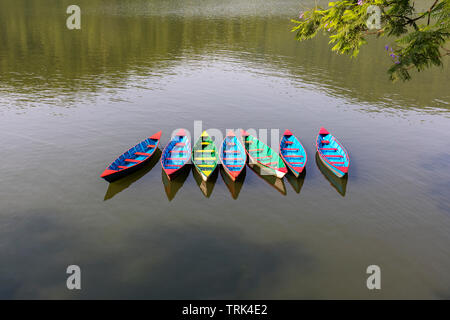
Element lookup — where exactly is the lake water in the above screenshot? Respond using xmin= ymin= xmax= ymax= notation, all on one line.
xmin=1 ymin=0 xmax=449 ymax=299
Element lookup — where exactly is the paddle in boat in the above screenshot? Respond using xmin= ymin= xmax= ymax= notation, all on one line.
xmin=192 ymin=131 xmax=219 ymax=181
xmin=219 ymin=130 xmax=246 ymax=181
xmin=161 ymin=129 xmax=192 ymax=180
xmin=279 ymin=129 xmax=307 ymax=178
xmin=241 ymin=130 xmax=288 ymax=178
xmin=315 ymin=127 xmax=349 ymax=178
xmin=100 ymin=131 xmax=162 ymax=183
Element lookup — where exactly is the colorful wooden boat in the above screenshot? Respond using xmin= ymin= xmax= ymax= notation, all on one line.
xmin=219 ymin=130 xmax=246 ymax=181
xmin=241 ymin=130 xmax=288 ymax=178
xmin=192 ymin=131 xmax=219 ymax=181
xmin=100 ymin=131 xmax=162 ymax=182
xmin=161 ymin=129 xmax=191 ymax=180
xmin=279 ymin=129 xmax=307 ymax=177
xmin=315 ymin=152 xmax=348 ymax=196
xmin=104 ymin=149 xmax=161 ymax=200
xmin=316 ymin=127 xmax=349 ymax=178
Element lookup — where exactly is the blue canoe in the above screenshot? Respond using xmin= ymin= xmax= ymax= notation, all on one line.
xmin=315 ymin=127 xmax=349 ymax=178
xmin=161 ymin=129 xmax=191 ymax=180
xmin=219 ymin=130 xmax=247 ymax=181
xmin=280 ymin=129 xmax=307 ymax=177
xmin=100 ymin=131 xmax=162 ymax=182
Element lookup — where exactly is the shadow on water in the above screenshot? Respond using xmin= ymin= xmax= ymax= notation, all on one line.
xmin=220 ymin=166 xmax=246 ymax=200
xmin=104 ymin=149 xmax=161 ymax=201
xmin=162 ymin=165 xmax=191 ymax=201
xmin=315 ymin=152 xmax=348 ymax=197
xmin=248 ymin=164 xmax=287 ymax=196
xmin=192 ymin=166 xmax=219 ymax=198
xmin=285 ymin=170 xmax=306 ymax=194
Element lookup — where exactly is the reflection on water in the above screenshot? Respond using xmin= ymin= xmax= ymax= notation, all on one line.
xmin=315 ymin=153 xmax=348 ymax=197
xmin=248 ymin=164 xmax=287 ymax=196
xmin=285 ymin=170 xmax=306 ymax=194
xmin=1 ymin=0 xmax=450 ymax=300
xmin=0 ymin=0 xmax=448 ymax=112
xmin=220 ymin=166 xmax=246 ymax=200
xmin=162 ymin=165 xmax=191 ymax=201
xmin=104 ymin=149 xmax=161 ymax=200
xmin=192 ymin=166 xmax=219 ymax=198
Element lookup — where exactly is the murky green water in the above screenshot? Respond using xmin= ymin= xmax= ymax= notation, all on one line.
xmin=1 ymin=0 xmax=449 ymax=299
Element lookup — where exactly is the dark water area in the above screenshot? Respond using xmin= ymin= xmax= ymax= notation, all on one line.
xmin=0 ymin=0 xmax=449 ymax=299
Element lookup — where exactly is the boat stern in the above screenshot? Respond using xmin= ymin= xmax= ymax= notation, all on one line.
xmin=149 ymin=131 xmax=162 ymax=140
xmin=227 ymin=168 xmax=242 ymax=181
xmin=275 ymin=167 xmax=288 ymax=178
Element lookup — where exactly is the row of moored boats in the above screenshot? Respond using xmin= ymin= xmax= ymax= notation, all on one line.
xmin=100 ymin=127 xmax=350 ymax=183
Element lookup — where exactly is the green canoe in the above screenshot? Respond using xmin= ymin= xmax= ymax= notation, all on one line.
xmin=192 ymin=131 xmax=219 ymax=181
xmin=241 ymin=130 xmax=288 ymax=178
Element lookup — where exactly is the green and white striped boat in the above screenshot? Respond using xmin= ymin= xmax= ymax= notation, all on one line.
xmin=241 ymin=130 xmax=288 ymax=178
xmin=192 ymin=131 xmax=219 ymax=181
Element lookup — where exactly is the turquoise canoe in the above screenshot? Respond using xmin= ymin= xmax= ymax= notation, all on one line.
xmin=280 ymin=129 xmax=307 ymax=177
xmin=315 ymin=127 xmax=349 ymax=178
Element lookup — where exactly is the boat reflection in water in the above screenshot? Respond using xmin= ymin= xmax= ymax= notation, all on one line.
xmin=192 ymin=165 xmax=218 ymax=198
xmin=315 ymin=152 xmax=348 ymax=196
xmin=285 ymin=169 xmax=306 ymax=194
xmin=248 ymin=163 xmax=287 ymax=196
xmin=104 ymin=149 xmax=161 ymax=201
xmin=162 ymin=164 xmax=190 ymax=201
xmin=220 ymin=165 xmax=246 ymax=200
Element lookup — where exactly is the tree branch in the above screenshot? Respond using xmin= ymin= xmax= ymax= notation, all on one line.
xmin=364 ymin=29 xmax=385 ymax=35
xmin=441 ymin=46 xmax=450 ymax=56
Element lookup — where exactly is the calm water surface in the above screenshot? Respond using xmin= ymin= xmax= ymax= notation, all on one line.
xmin=1 ymin=0 xmax=449 ymax=299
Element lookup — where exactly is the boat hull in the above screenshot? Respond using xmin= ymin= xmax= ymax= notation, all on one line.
xmin=220 ymin=131 xmax=246 ymax=182
xmin=279 ymin=130 xmax=307 ymax=178
xmin=247 ymin=158 xmax=287 ymax=178
xmin=103 ymin=159 xmax=150 ymax=183
xmin=287 ymin=167 xmax=299 ymax=178
xmin=194 ymin=164 xmax=213 ymax=181
xmin=249 ymin=161 xmax=286 ymax=179
xmin=101 ymin=131 xmax=162 ymax=183
xmin=315 ymin=152 xmax=347 ymax=196
xmin=223 ymin=169 xmax=238 ymax=182
xmin=317 ymin=154 xmax=345 ymax=178
xmin=161 ymin=129 xmax=191 ymax=179
xmin=164 ymin=164 xmax=190 ymax=180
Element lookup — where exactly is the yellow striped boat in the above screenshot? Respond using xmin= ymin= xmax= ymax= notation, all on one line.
xmin=192 ymin=131 xmax=219 ymax=181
